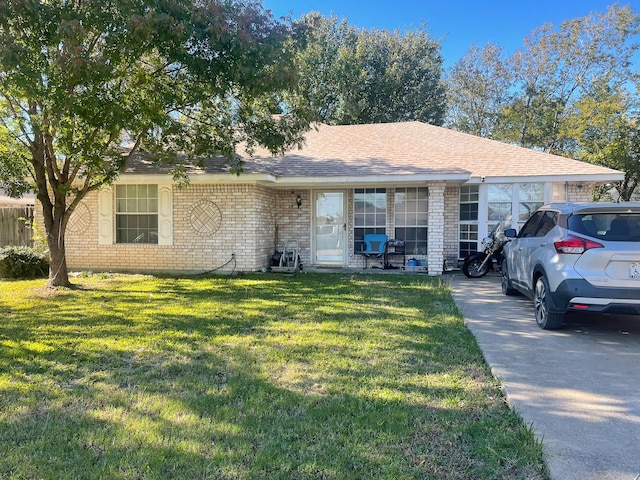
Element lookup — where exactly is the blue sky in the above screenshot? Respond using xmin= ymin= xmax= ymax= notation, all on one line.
xmin=263 ymin=0 xmax=638 ymax=67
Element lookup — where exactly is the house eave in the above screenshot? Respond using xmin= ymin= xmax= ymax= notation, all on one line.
xmin=114 ymin=171 xmax=624 ymax=187
xmin=114 ymin=173 xmax=278 ymax=184
xmin=267 ymin=173 xmax=471 ymax=186
xmin=115 ymin=172 xmax=472 ymax=186
xmin=466 ymin=173 xmax=625 ymax=184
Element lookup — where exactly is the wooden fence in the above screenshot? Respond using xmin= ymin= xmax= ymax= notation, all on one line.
xmin=0 ymin=206 xmax=34 ymax=247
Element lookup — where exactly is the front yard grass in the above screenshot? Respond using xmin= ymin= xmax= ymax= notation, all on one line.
xmin=0 ymin=273 xmax=549 ymax=479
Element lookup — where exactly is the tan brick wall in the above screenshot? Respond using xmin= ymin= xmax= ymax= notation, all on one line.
xmin=274 ymin=190 xmax=311 ymax=266
xmin=566 ymin=182 xmax=597 ymax=202
xmin=45 ymin=183 xmax=279 ymax=274
xmin=36 ymin=180 xmax=612 ymax=276
xmin=553 ymin=182 xmax=610 ymax=202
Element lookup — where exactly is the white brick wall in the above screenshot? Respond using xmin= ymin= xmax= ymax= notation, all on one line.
xmin=427 ymin=182 xmax=446 ymax=275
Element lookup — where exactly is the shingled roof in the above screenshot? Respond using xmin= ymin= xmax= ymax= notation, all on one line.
xmin=123 ymin=122 xmax=624 ymax=184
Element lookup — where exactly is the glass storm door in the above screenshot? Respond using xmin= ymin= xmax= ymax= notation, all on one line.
xmin=314 ymin=191 xmax=346 ymax=265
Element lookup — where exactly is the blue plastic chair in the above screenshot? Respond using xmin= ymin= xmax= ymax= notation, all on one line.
xmin=361 ymin=233 xmax=388 ymax=269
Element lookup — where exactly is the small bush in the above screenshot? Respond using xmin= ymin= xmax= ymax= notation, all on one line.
xmin=0 ymin=246 xmax=49 ymax=279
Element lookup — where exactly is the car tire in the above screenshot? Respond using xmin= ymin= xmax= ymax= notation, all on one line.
xmin=534 ymin=276 xmax=564 ymax=330
xmin=500 ymin=260 xmax=518 ymax=296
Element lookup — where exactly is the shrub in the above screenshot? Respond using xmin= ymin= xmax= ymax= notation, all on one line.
xmin=0 ymin=246 xmax=49 ymax=279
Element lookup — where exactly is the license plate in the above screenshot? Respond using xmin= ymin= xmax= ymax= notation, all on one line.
xmin=630 ymin=263 xmax=640 ymax=279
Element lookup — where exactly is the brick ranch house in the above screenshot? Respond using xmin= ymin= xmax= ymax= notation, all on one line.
xmin=54 ymin=121 xmax=624 ymax=275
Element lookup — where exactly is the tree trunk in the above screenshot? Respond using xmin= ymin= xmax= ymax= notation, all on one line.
xmin=44 ymin=207 xmax=71 ymax=288
xmin=46 ymin=232 xmax=70 ymax=288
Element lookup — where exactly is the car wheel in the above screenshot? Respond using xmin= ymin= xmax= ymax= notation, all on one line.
xmin=533 ymin=276 xmax=564 ymax=330
xmin=500 ymin=260 xmax=518 ymax=296
xmin=462 ymin=257 xmax=490 ymax=278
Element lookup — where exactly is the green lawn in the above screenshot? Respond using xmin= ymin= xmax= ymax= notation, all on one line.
xmin=0 ymin=273 xmax=549 ymax=480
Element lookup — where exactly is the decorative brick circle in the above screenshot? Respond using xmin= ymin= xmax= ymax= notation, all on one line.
xmin=189 ymin=200 xmax=222 ymax=236
xmin=67 ymin=202 xmax=91 ymax=234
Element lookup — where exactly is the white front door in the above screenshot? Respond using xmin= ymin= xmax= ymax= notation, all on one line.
xmin=313 ymin=191 xmax=346 ymax=265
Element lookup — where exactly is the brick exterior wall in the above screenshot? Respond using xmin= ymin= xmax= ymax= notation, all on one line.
xmin=566 ymin=182 xmax=598 ymax=202
xmin=39 ymin=183 xmax=279 ymax=274
xmin=274 ymin=190 xmax=311 ymax=266
xmin=426 ymin=182 xmax=445 ymax=275
xmin=36 ymin=180 xmax=610 ymax=276
xmin=552 ymin=182 xmax=610 ymax=202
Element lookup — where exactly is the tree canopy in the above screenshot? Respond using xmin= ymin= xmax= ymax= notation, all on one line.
xmin=563 ymin=79 xmax=640 ymax=200
xmin=294 ymin=13 xmax=446 ymax=125
xmin=0 ymin=0 xmax=311 ymax=287
xmin=445 ymin=43 xmax=512 ymax=137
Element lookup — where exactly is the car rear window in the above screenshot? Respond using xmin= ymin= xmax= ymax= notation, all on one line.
xmin=568 ymin=213 xmax=640 ymax=241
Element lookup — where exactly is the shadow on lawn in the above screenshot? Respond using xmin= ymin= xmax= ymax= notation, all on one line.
xmin=0 ymin=274 xmax=547 ymax=479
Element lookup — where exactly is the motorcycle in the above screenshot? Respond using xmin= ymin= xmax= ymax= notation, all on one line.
xmin=462 ymin=220 xmax=512 ymax=278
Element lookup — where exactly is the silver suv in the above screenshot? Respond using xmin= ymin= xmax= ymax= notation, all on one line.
xmin=501 ymin=202 xmax=640 ymax=329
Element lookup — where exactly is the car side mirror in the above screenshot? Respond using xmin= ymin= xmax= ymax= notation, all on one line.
xmin=504 ymin=228 xmax=517 ymax=238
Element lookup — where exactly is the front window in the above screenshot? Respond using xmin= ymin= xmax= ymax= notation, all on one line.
xmin=518 ymin=183 xmax=545 ymax=228
xmin=459 ymin=185 xmax=479 ymax=258
xmin=394 ymin=187 xmax=428 ymax=255
xmin=354 ymin=188 xmax=386 ymax=253
xmin=487 ymin=184 xmax=512 ymax=232
xmin=115 ymin=185 xmax=158 ymax=244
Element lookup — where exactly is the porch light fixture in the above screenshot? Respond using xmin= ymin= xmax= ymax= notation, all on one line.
xmin=296 ymin=195 xmax=302 ymax=209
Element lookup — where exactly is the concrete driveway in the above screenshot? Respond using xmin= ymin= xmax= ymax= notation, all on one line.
xmin=448 ymin=272 xmax=640 ymax=480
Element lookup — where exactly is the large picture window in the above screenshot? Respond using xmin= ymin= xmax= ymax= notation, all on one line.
xmin=518 ymin=183 xmax=545 ymax=228
xmin=353 ymin=188 xmax=386 ymax=253
xmin=394 ymin=187 xmax=428 ymax=255
xmin=115 ymin=185 xmax=159 ymax=244
xmin=487 ymin=184 xmax=512 ymax=231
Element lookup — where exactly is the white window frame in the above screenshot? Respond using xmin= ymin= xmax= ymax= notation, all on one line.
xmin=353 ymin=187 xmax=387 ymax=254
xmin=115 ymin=184 xmax=159 ymax=244
xmin=394 ymin=186 xmax=429 ymax=255
xmin=458 ymin=185 xmax=479 ymax=258
xmin=476 ymin=182 xmax=549 ymax=244
xmin=98 ymin=183 xmax=173 ymax=246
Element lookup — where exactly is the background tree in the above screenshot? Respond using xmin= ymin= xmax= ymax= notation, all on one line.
xmin=0 ymin=0 xmax=310 ymax=288
xmin=446 ymin=4 xmax=640 ymax=199
xmin=499 ymin=4 xmax=639 ymax=152
xmin=295 ymin=13 xmax=446 ymax=125
xmin=445 ymin=43 xmax=512 ymax=137
xmin=563 ymin=79 xmax=640 ymax=201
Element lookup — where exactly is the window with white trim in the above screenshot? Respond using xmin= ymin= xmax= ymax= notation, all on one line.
xmin=487 ymin=184 xmax=512 ymax=232
xmin=115 ymin=185 xmax=159 ymax=244
xmin=354 ymin=188 xmax=386 ymax=253
xmin=518 ymin=183 xmax=544 ymax=228
xmin=394 ymin=187 xmax=428 ymax=255
xmin=459 ymin=185 xmax=478 ymax=258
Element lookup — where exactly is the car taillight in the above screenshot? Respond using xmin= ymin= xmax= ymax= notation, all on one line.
xmin=554 ymin=236 xmax=604 ymax=254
